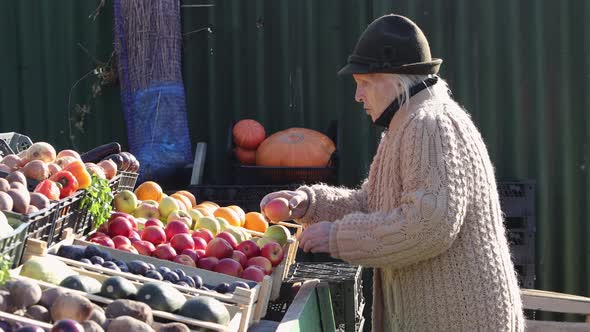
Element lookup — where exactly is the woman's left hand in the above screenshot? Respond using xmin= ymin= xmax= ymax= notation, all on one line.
xmin=299 ymin=221 xmax=333 ymax=253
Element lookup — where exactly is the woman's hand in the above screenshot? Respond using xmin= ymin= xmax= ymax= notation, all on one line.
xmin=299 ymin=221 xmax=333 ymax=253
xmin=260 ymin=190 xmax=309 ymax=221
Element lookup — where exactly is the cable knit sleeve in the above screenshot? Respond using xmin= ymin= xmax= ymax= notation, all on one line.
xmin=329 ymin=108 xmax=470 ymax=268
xmin=293 ymin=182 xmax=369 ymax=226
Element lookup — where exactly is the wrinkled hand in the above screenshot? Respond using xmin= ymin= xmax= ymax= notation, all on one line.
xmin=260 ymin=190 xmax=309 ymax=221
xmin=299 ymin=221 xmax=333 ymax=253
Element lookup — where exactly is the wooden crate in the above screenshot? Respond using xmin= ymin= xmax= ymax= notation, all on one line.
xmin=7 ymin=270 xmax=242 ymax=331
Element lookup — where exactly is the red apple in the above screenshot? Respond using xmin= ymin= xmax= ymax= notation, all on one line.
xmin=89 ymin=236 xmax=115 ymax=248
xmin=173 ymin=254 xmax=196 ymax=267
xmin=97 ymin=223 xmax=109 ymax=235
xmin=193 ymin=228 xmax=214 ymax=243
xmin=242 ymin=266 xmax=265 ymax=282
xmin=170 ymin=233 xmax=195 ymax=253
xmin=127 ymin=217 xmax=138 ymax=230
xmin=205 ymin=238 xmax=233 ymax=259
xmin=154 ymin=244 xmax=177 ymax=261
xmin=133 ymin=240 xmax=156 ymax=256
xmin=237 ymin=240 xmax=261 ymax=259
xmin=214 ymin=258 xmax=243 ymax=277
xmin=117 ymin=244 xmax=139 ymax=254
xmin=194 ymin=249 xmax=206 ymax=259
xmin=261 ymin=241 xmax=285 ymax=267
xmin=165 ymin=221 xmax=190 ymax=240
xmin=191 ymin=236 xmax=208 ymax=251
xmin=108 ymin=216 xmax=133 ymax=238
xmin=197 ymin=256 xmax=219 ymax=271
xmin=141 ymin=226 xmax=167 ymax=246
xmin=216 ymin=231 xmax=238 ymax=249
xmin=262 ymin=197 xmax=291 ymax=222
xmin=129 ymin=230 xmax=141 ymax=243
xmin=181 ymin=249 xmax=199 ymax=263
xmin=145 ymin=218 xmax=164 ymax=228
xmin=231 ymin=250 xmax=248 ymax=268
xmin=112 ymin=235 xmax=131 ymax=248
xmin=247 ymin=256 xmax=272 ymax=275
xmin=87 ymin=232 xmax=107 ymax=241
xmin=110 ymin=211 xmax=133 ymax=222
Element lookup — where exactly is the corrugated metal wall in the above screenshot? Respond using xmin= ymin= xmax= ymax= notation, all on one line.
xmin=2 ymin=0 xmax=590 ymax=318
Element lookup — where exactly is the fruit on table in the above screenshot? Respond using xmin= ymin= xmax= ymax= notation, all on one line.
xmin=234 ymin=146 xmax=256 ymax=165
xmin=134 ymin=181 xmax=163 ymax=202
xmin=141 ymin=226 xmax=167 ymax=246
xmin=237 ymin=239 xmax=261 ymax=259
xmin=216 ymin=231 xmax=238 ymax=249
xmin=232 ymin=119 xmax=266 ymax=150
xmin=166 ymin=210 xmax=192 ymax=228
xmin=133 ymin=201 xmax=160 ymax=220
xmin=154 ymin=244 xmax=177 ymax=261
xmin=194 ymin=216 xmax=221 ymax=235
xmin=247 ymin=256 xmax=273 ymax=275
xmin=178 ymin=296 xmax=231 ymax=327
xmin=135 ymin=282 xmax=186 ymax=312
xmin=231 ymin=250 xmax=248 ymax=268
xmin=113 ymin=190 xmax=139 ymax=214
xmin=170 ymin=193 xmax=192 ymax=211
xmin=261 ymin=241 xmax=285 ymax=267
xmin=255 ymin=127 xmax=335 ymax=167
xmin=244 ymin=212 xmax=268 ymax=233
xmin=214 ymin=258 xmax=243 ymax=278
xmin=263 ymin=224 xmax=291 ymax=247
xmin=33 ymin=179 xmax=60 ymax=201
xmin=205 ymin=238 xmax=233 ymax=259
xmin=213 ymin=207 xmax=241 ymax=227
xmin=242 ymin=266 xmax=265 ymax=282
xmin=165 ymin=221 xmax=190 ymax=240
xmin=170 ymin=233 xmax=195 ymax=253
xmin=174 ymin=190 xmax=197 ymax=208
xmin=192 ymin=228 xmax=214 ymax=243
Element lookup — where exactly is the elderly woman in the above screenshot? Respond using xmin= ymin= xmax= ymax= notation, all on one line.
xmin=261 ymin=14 xmax=524 ymax=331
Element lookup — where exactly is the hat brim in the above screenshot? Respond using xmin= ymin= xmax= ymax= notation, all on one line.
xmin=338 ymin=58 xmax=443 ymax=76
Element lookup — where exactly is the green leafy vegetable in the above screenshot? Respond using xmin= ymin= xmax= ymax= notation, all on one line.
xmin=0 ymin=254 xmax=11 ymax=285
xmin=81 ymin=174 xmax=114 ymax=230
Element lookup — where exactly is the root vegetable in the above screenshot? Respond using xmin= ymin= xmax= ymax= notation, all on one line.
xmin=51 ymin=293 xmax=93 ymax=322
xmin=8 ymin=279 xmax=42 ymax=309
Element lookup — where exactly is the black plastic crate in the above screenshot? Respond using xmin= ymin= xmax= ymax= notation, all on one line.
xmin=49 ymin=191 xmax=88 ymax=246
xmin=4 ymin=205 xmax=59 ymax=246
xmin=266 ymin=262 xmax=364 ymax=332
xmin=186 ymin=184 xmax=299 ymax=213
xmin=0 ymin=132 xmax=33 ymax=155
xmin=0 ymin=220 xmax=29 ymax=269
xmin=229 ymin=121 xmax=340 ymax=185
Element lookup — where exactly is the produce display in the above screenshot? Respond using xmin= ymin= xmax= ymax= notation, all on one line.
xmin=231 ymin=118 xmax=336 ymax=167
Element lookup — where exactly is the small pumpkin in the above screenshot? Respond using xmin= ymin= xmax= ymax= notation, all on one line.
xmin=234 ymin=146 xmax=256 ymax=165
xmin=255 ymin=128 xmax=336 ymax=167
xmin=233 ymin=119 xmax=266 ymax=149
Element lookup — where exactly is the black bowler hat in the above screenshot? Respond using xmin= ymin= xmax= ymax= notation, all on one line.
xmin=338 ymin=14 xmax=442 ymax=75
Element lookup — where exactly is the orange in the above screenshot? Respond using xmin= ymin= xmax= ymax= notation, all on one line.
xmin=171 ymin=193 xmax=192 ymax=211
xmin=213 ymin=207 xmax=241 ymax=227
xmin=175 ymin=190 xmax=197 ymax=207
xmin=227 ymin=205 xmax=246 ymax=227
xmin=134 ymin=181 xmax=163 ymax=202
xmin=244 ymin=212 xmax=269 ymax=233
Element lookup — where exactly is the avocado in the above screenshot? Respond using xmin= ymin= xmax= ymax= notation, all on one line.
xmin=178 ymin=297 xmax=230 ymax=327
xmin=100 ymin=276 xmax=137 ymax=300
xmin=135 ymin=282 xmax=185 ymax=312
xmin=60 ymin=275 xmax=102 ymax=294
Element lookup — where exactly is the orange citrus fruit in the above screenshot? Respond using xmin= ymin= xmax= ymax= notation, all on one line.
xmin=244 ymin=212 xmax=269 ymax=233
xmin=134 ymin=181 xmax=163 ymax=202
xmin=213 ymin=207 xmax=241 ymax=227
xmin=175 ymin=190 xmax=197 ymax=207
xmin=171 ymin=193 xmax=192 ymax=211
xmin=227 ymin=205 xmax=246 ymax=227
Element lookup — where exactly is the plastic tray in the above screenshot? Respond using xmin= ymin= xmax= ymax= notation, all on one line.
xmin=0 ymin=220 xmax=29 ymax=269
xmin=0 ymin=132 xmax=33 ymax=154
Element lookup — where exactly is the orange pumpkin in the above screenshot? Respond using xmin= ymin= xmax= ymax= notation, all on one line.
xmin=232 ymin=119 xmax=266 ymax=149
xmin=255 ymin=128 xmax=336 ymax=167
xmin=234 ymin=146 xmax=257 ymax=165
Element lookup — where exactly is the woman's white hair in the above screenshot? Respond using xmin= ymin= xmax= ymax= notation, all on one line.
xmin=391 ymin=74 xmax=450 ymax=111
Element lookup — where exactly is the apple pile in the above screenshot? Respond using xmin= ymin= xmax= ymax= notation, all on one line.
xmin=89 ymin=211 xmax=292 ymax=282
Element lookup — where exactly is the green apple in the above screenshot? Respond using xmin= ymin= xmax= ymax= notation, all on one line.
xmin=225 ymin=226 xmax=245 ymax=244
xmin=256 ymin=236 xmax=277 ymax=249
xmin=133 ymin=202 xmax=161 ymax=220
xmin=113 ymin=190 xmax=138 ymax=214
xmin=158 ymin=196 xmax=179 ymax=221
xmin=188 ymin=208 xmax=204 ymax=228
xmin=216 ymin=217 xmax=230 ymax=232
xmin=142 ymin=200 xmax=159 ymax=207
xmin=263 ymin=224 xmax=290 ymax=247
xmin=195 ymin=216 xmax=221 ymax=236
xmin=167 ymin=210 xmax=193 ymax=227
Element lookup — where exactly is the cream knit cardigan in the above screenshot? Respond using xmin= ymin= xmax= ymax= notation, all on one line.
xmin=296 ymin=83 xmax=524 ymax=331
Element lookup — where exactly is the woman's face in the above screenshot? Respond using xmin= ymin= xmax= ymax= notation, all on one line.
xmin=353 ymin=73 xmax=398 ymax=121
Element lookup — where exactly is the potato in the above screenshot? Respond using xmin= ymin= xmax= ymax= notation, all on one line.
xmin=25 ymin=305 xmax=50 ymax=322
xmin=106 ymin=316 xmax=155 ymax=332
xmin=105 ymin=300 xmax=153 ymax=325
xmin=81 ymin=320 xmax=105 ymax=332
xmin=156 ymin=322 xmax=190 ymax=332
xmin=51 ymin=293 xmax=93 ymax=322
xmin=88 ymin=304 xmax=106 ymax=326
xmin=8 ymin=279 xmax=41 ymax=309
xmin=40 ymin=287 xmax=69 ymax=308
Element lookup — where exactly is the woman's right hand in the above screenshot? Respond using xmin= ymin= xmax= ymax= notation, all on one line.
xmin=260 ymin=190 xmax=309 ymax=222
